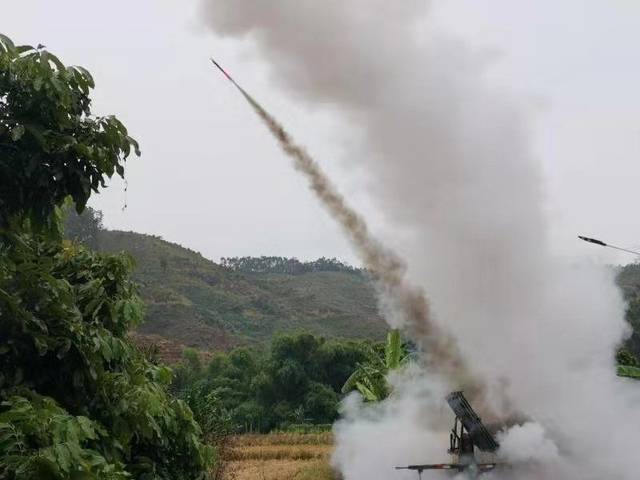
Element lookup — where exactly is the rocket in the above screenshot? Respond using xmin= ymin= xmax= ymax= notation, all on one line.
xmin=578 ymin=235 xmax=607 ymax=247
xmin=210 ymin=57 xmax=241 ymax=89
xmin=578 ymin=235 xmax=640 ymax=256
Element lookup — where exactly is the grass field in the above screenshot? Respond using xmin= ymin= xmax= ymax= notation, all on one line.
xmin=218 ymin=433 xmax=337 ymax=480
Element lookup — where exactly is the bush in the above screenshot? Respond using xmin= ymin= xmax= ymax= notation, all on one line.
xmin=0 ymin=237 xmax=212 ymax=479
xmin=0 ymin=394 xmax=128 ymax=479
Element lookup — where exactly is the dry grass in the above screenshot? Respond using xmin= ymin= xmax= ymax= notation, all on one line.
xmin=223 ymin=459 xmax=334 ymax=480
xmin=230 ymin=433 xmax=333 ymax=447
xmin=226 ymin=445 xmax=330 ymax=461
xmin=295 ymin=461 xmax=337 ymax=480
xmin=219 ymin=434 xmax=337 ymax=480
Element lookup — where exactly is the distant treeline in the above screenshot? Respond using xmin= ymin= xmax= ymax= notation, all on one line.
xmin=220 ymin=256 xmax=364 ymax=276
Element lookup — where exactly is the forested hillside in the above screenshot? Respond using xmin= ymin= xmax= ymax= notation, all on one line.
xmin=95 ymin=230 xmax=386 ymax=355
xmin=66 ymin=209 xmax=640 ymax=368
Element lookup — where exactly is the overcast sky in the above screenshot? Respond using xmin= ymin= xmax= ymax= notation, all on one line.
xmin=5 ymin=1 xmax=640 ymax=265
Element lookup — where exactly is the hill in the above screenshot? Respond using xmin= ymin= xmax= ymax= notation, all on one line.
xmin=97 ymin=230 xmax=386 ymax=355
xmin=72 ymin=209 xmax=640 ymax=367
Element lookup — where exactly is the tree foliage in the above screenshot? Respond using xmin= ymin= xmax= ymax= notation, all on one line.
xmin=0 ymin=34 xmax=139 ymax=232
xmin=0 ymin=33 xmax=211 ymax=479
xmin=616 ymin=364 xmax=640 ymax=379
xmin=615 ymin=263 xmax=640 ymax=375
xmin=1 ymin=238 xmax=212 ymax=478
xmin=172 ymin=334 xmax=373 ymax=433
xmin=0 ymin=394 xmax=129 ymax=479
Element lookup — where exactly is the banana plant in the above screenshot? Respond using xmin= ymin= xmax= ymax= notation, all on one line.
xmin=341 ymin=329 xmax=409 ymax=402
xmin=617 ymin=365 xmax=640 ymax=379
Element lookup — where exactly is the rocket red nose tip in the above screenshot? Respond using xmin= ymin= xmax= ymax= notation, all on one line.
xmin=210 ymin=57 xmax=235 ymax=83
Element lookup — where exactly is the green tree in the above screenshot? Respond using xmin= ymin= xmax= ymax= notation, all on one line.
xmin=0 ymin=34 xmax=211 ymax=479
xmin=0 ymin=35 xmax=139 ymax=233
xmin=171 ymin=333 xmax=372 ymax=433
xmin=614 ymin=264 xmax=640 ymax=378
xmin=304 ymin=383 xmax=338 ymax=423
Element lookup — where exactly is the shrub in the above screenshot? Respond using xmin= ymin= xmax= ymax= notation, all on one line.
xmin=0 ymin=237 xmax=212 ymax=479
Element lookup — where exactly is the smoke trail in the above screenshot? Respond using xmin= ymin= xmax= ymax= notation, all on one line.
xmin=226 ymin=76 xmax=475 ymax=389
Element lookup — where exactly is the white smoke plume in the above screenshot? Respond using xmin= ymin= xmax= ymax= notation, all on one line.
xmin=201 ymin=1 xmax=640 ymax=479
xmin=497 ymin=422 xmax=559 ymax=464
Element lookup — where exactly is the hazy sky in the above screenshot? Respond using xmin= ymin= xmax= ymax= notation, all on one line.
xmin=4 ymin=0 xmax=640 ymax=265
